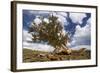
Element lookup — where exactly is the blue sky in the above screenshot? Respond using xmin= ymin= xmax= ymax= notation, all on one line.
xmin=23 ymin=10 xmax=91 ymax=51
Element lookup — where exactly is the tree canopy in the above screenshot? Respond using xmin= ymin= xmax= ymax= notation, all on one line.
xmin=28 ymin=14 xmax=70 ymax=53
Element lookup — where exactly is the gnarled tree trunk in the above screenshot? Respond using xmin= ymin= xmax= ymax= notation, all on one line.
xmin=53 ymin=44 xmax=71 ymax=55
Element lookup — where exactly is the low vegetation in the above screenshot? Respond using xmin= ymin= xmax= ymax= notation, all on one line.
xmin=23 ymin=48 xmax=91 ymax=63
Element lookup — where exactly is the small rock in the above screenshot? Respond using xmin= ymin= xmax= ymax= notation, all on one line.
xmin=37 ymin=53 xmax=46 ymax=58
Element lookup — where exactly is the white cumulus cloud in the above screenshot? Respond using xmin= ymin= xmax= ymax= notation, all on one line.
xmin=57 ymin=12 xmax=68 ymax=17
xmin=50 ymin=12 xmax=68 ymax=26
xmin=23 ymin=30 xmax=55 ymax=52
xmin=43 ymin=18 xmax=49 ymax=23
xmin=23 ymin=43 xmax=55 ymax=52
xmin=71 ymin=45 xmax=91 ymax=50
xmin=23 ymin=30 xmax=32 ymax=42
xmin=74 ymin=24 xmax=90 ymax=38
xmin=70 ymin=13 xmax=86 ymax=24
xmin=34 ymin=16 xmax=42 ymax=25
xmin=69 ymin=18 xmax=91 ymax=49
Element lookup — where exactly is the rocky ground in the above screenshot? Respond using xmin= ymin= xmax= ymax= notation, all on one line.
xmin=23 ymin=48 xmax=91 ymax=62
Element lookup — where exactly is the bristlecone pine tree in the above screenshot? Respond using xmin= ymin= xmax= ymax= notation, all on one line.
xmin=28 ymin=14 xmax=71 ymax=54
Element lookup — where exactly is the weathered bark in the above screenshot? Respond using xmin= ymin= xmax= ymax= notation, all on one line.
xmin=53 ymin=44 xmax=72 ymax=55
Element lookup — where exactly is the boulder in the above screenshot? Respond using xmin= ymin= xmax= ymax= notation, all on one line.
xmin=54 ymin=49 xmax=72 ymax=55
xmin=37 ymin=53 xmax=46 ymax=58
xmin=46 ymin=54 xmax=59 ymax=61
